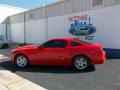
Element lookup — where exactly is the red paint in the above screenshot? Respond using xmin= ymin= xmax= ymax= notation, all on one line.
xmin=11 ymin=38 xmax=106 ymax=66
xmin=69 ymin=15 xmax=88 ymax=21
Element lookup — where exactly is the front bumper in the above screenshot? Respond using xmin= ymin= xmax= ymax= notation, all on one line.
xmin=10 ymin=52 xmax=16 ymax=64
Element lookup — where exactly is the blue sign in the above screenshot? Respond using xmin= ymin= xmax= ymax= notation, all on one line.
xmin=69 ymin=16 xmax=96 ymax=36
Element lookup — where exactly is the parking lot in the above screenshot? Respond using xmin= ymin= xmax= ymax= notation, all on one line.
xmin=0 ymin=48 xmax=120 ymax=90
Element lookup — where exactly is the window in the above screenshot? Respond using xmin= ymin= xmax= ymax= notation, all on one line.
xmin=0 ymin=35 xmax=4 ymax=41
xmin=92 ymin=0 xmax=103 ymax=7
xmin=71 ymin=42 xmax=81 ymax=46
xmin=43 ymin=40 xmax=67 ymax=48
xmin=0 ymin=38 xmax=3 ymax=41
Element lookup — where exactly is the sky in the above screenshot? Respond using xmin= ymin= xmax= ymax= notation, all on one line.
xmin=0 ymin=0 xmax=57 ymax=9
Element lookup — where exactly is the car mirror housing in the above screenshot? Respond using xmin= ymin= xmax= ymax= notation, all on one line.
xmin=39 ymin=45 xmax=44 ymax=48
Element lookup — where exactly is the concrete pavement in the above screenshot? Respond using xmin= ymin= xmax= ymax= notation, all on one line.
xmin=0 ymin=70 xmax=47 ymax=90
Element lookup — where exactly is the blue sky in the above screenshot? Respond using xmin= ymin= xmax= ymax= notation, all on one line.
xmin=0 ymin=0 xmax=57 ymax=9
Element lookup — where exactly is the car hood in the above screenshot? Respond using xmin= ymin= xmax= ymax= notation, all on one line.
xmin=13 ymin=45 xmax=38 ymax=51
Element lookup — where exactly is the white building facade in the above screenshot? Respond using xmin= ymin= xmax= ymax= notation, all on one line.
xmin=0 ymin=4 xmax=27 ymax=41
xmin=5 ymin=0 xmax=120 ymax=58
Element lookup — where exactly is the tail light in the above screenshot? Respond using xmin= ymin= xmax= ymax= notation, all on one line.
xmin=93 ymin=43 xmax=104 ymax=54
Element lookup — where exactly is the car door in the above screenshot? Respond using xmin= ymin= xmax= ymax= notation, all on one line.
xmin=36 ymin=40 xmax=69 ymax=65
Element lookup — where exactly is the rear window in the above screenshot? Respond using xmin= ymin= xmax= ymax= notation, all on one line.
xmin=71 ymin=42 xmax=81 ymax=46
xmin=73 ymin=38 xmax=92 ymax=45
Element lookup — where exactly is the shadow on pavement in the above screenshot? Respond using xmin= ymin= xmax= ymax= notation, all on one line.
xmin=0 ymin=61 xmax=95 ymax=74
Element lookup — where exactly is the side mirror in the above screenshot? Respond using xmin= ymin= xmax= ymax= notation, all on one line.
xmin=39 ymin=45 xmax=44 ymax=48
xmin=36 ymin=45 xmax=42 ymax=48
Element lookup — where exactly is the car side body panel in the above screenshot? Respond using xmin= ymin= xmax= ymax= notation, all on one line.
xmin=11 ymin=38 xmax=106 ymax=66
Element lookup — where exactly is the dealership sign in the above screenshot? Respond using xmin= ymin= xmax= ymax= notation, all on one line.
xmin=69 ymin=15 xmax=96 ymax=38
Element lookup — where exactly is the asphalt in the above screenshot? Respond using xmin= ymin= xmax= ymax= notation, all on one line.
xmin=0 ymin=48 xmax=120 ymax=90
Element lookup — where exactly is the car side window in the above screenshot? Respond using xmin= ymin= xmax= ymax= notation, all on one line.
xmin=43 ymin=40 xmax=67 ymax=48
xmin=71 ymin=42 xmax=81 ymax=46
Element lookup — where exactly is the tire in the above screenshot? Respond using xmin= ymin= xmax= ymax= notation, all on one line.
xmin=2 ymin=44 xmax=9 ymax=49
xmin=15 ymin=55 xmax=29 ymax=68
xmin=73 ymin=55 xmax=90 ymax=71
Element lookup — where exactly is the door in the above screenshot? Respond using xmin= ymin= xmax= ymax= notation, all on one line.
xmin=37 ymin=40 xmax=69 ymax=65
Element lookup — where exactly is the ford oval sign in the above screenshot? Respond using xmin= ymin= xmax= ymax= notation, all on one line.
xmin=69 ymin=15 xmax=96 ymax=36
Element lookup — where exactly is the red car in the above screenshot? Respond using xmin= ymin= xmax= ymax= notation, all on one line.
xmin=11 ymin=38 xmax=106 ymax=70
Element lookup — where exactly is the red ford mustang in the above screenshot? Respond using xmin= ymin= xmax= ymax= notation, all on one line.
xmin=11 ymin=38 xmax=106 ymax=70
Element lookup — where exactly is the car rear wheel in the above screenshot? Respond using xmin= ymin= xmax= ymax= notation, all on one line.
xmin=73 ymin=55 xmax=90 ymax=71
xmin=15 ymin=55 xmax=29 ymax=68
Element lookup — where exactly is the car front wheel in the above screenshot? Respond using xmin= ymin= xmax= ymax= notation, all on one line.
xmin=73 ymin=55 xmax=90 ymax=71
xmin=15 ymin=55 xmax=29 ymax=68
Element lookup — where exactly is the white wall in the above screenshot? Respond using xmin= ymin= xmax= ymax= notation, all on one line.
xmin=0 ymin=24 xmax=6 ymax=37
xmin=9 ymin=5 xmax=120 ymax=49
xmin=48 ymin=15 xmax=72 ymax=40
xmin=10 ymin=23 xmax=24 ymax=43
xmin=0 ymin=24 xmax=12 ymax=41
xmin=47 ymin=5 xmax=120 ymax=49
xmin=91 ymin=6 xmax=120 ymax=49
xmin=25 ymin=20 xmax=46 ymax=44
xmin=0 ymin=4 xmax=26 ymax=42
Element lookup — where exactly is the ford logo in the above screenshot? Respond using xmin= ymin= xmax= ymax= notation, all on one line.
xmin=69 ymin=21 xmax=96 ymax=36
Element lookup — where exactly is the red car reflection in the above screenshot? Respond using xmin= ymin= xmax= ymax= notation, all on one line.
xmin=11 ymin=38 xmax=106 ymax=70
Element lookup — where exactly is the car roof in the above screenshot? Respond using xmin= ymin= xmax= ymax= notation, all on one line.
xmin=49 ymin=37 xmax=75 ymax=41
xmin=48 ymin=38 xmax=91 ymax=45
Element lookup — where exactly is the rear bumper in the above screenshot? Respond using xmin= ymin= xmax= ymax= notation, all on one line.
xmin=91 ymin=51 xmax=106 ymax=64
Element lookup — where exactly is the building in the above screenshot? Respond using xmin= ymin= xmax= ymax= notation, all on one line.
xmin=4 ymin=0 xmax=120 ymax=58
xmin=0 ymin=4 xmax=27 ymax=23
xmin=0 ymin=4 xmax=27 ymax=41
